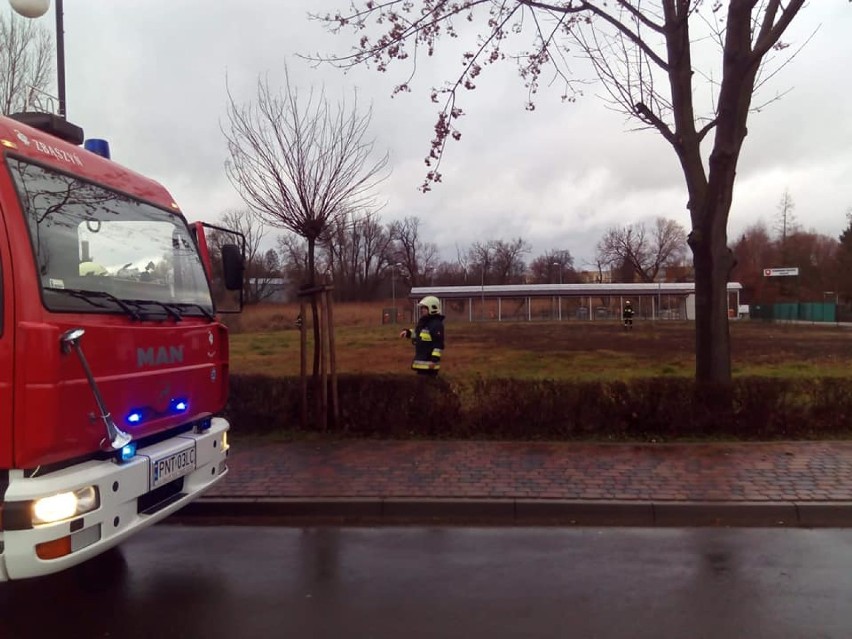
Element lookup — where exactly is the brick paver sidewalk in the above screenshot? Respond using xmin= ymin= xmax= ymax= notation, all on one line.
xmin=205 ymin=439 xmax=852 ymax=502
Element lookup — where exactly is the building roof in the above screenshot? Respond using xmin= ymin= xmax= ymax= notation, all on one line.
xmin=409 ymin=282 xmax=742 ymax=300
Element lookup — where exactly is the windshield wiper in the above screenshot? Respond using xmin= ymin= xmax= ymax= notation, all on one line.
xmin=171 ymin=302 xmax=216 ymax=321
xmin=124 ymin=299 xmax=184 ymax=322
xmin=46 ymin=288 xmax=143 ymax=320
xmin=153 ymin=301 xmax=184 ymax=321
xmin=47 ymin=288 xmax=215 ymax=322
xmin=45 ymin=287 xmax=109 ymax=309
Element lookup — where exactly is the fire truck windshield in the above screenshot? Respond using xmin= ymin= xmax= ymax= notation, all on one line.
xmin=7 ymin=158 xmax=215 ymax=318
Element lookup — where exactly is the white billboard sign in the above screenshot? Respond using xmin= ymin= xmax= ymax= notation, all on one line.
xmin=763 ymin=267 xmax=799 ymax=277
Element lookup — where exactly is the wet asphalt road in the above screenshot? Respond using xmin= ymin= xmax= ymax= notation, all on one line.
xmin=2 ymin=525 xmax=852 ymax=638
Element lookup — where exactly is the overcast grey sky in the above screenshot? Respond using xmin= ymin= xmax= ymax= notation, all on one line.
xmin=5 ymin=1 xmax=852 ymax=269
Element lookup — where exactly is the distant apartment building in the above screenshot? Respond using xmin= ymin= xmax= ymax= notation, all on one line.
xmin=577 ymin=270 xmax=613 ymax=284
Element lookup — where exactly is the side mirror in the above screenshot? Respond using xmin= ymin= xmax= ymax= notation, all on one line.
xmin=189 ymin=221 xmax=245 ymax=313
xmin=221 ymin=243 xmax=244 ymax=291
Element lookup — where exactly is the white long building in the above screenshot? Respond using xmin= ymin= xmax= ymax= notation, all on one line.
xmin=408 ymin=282 xmax=743 ymax=322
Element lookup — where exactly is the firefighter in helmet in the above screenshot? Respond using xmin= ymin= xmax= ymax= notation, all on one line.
xmin=399 ymin=295 xmax=445 ymax=376
xmin=622 ymin=300 xmax=635 ymax=330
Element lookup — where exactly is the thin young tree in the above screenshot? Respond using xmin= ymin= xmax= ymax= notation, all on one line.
xmin=774 ymin=189 xmax=800 ymax=248
xmin=0 ymin=10 xmax=54 ymax=115
xmin=314 ymin=0 xmax=825 ymax=384
xmin=224 ymin=65 xmax=388 ymax=376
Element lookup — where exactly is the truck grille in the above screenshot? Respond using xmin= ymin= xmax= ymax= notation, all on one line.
xmin=137 ymin=478 xmax=185 ymax=515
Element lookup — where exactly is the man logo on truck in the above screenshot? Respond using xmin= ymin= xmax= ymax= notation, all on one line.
xmin=137 ymin=346 xmax=184 ymax=368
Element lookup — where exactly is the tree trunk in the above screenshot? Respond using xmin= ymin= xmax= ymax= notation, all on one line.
xmin=307 ymin=236 xmax=321 ymax=378
xmin=691 ymin=218 xmax=734 ymax=383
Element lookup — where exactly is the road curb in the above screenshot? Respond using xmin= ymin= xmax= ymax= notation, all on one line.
xmin=168 ymin=498 xmax=852 ymax=527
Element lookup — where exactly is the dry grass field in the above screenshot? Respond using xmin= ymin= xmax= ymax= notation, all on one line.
xmin=226 ymin=301 xmax=852 ymax=380
xmin=221 ymin=302 xmax=852 ymax=441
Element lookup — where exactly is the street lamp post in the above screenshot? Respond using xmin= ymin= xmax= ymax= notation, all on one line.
xmin=552 ymin=262 xmax=563 ymax=285
xmin=480 ymin=264 xmax=485 ymax=321
xmin=552 ymin=262 xmax=562 ymax=320
xmin=9 ymin=0 xmax=66 ymax=119
xmin=391 ymin=263 xmax=401 ymax=323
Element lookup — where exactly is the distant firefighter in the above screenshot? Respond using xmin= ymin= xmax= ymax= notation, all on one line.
xmin=622 ymin=300 xmax=634 ymax=331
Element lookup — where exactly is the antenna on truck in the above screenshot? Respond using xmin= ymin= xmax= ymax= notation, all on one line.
xmin=60 ymin=328 xmax=132 ymax=450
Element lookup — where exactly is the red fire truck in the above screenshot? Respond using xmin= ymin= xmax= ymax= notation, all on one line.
xmin=0 ymin=112 xmax=244 ymax=580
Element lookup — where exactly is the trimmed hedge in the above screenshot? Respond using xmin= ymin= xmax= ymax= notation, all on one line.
xmin=225 ymin=374 xmax=852 ymax=440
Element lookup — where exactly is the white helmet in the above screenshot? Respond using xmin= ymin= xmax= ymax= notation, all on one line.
xmin=79 ymin=261 xmax=107 ymax=276
xmin=418 ymin=295 xmax=442 ymax=315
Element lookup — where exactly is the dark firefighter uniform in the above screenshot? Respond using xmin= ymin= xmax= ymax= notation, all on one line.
xmin=401 ymin=295 xmax=445 ymax=376
xmin=622 ymin=301 xmax=635 ymax=328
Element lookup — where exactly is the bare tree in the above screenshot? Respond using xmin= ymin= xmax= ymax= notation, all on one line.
xmin=278 ymin=232 xmax=310 ymax=289
xmin=586 ymin=257 xmax=610 ymax=284
xmin=467 ymin=241 xmax=495 ymax=285
xmin=455 ymin=244 xmax=472 ymax=284
xmin=463 ymin=238 xmax=530 ymax=284
xmin=0 ymin=11 xmax=53 ymax=115
xmin=210 ymin=209 xmax=273 ymax=304
xmin=389 ymin=216 xmax=439 ymax=287
xmin=224 ymin=65 xmax=388 ymax=375
xmin=491 ymin=237 xmax=531 ymax=284
xmin=432 ymin=260 xmax=467 ymax=286
xmin=323 ymin=210 xmax=394 ymax=300
xmin=774 ymin=189 xmax=800 ymax=247
xmin=529 ymin=249 xmax=576 ymax=284
xmin=259 ymin=249 xmax=283 ymax=300
xmin=597 ymin=217 xmax=687 ymax=283
xmin=315 ymin=1 xmax=817 ymax=384
xmin=216 ymin=209 xmax=264 ymax=261
xmin=224 ymin=67 xmax=388 ymax=288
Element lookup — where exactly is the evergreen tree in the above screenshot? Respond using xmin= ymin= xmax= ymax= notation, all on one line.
xmin=836 ymin=211 xmax=852 ymax=303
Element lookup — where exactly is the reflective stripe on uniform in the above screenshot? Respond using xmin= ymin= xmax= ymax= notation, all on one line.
xmin=412 ymin=360 xmax=440 ymax=370
xmin=431 ymin=348 xmax=442 ymax=359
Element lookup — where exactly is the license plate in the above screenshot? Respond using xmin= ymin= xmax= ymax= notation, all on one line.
xmin=150 ymin=442 xmax=196 ymax=489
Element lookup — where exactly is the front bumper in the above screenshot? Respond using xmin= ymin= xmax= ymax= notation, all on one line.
xmin=0 ymin=417 xmax=229 ymax=581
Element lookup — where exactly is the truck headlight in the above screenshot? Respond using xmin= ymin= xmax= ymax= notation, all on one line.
xmin=32 ymin=486 xmax=99 ymax=525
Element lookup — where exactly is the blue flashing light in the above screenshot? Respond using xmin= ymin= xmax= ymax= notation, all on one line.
xmin=127 ymin=411 xmax=143 ymax=425
xmin=84 ymin=138 xmax=111 ymax=159
xmin=171 ymin=398 xmax=188 ymax=413
xmin=120 ymin=442 xmax=137 ymax=462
